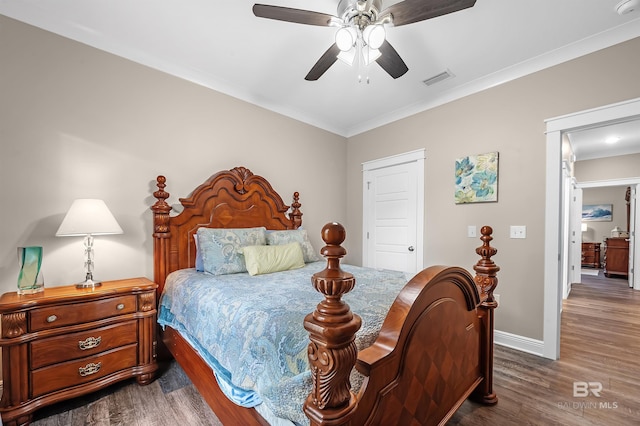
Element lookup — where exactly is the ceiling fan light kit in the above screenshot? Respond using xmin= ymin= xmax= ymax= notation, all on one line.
xmin=253 ymin=0 xmax=476 ymax=81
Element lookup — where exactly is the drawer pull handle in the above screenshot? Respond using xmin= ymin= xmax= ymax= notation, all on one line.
xmin=116 ymin=303 xmax=125 ymax=310
xmin=46 ymin=315 xmax=57 ymax=323
xmin=78 ymin=336 xmax=102 ymax=350
xmin=78 ymin=362 xmax=101 ymax=377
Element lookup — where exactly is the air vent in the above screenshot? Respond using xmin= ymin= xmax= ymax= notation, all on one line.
xmin=422 ymin=69 xmax=454 ymax=86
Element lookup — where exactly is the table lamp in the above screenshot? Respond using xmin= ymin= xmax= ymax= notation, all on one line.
xmin=56 ymin=199 xmax=123 ymax=288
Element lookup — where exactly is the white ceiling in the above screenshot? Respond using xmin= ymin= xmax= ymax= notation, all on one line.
xmin=2 ymin=0 xmax=640 ymax=156
xmin=567 ymin=118 xmax=640 ymax=161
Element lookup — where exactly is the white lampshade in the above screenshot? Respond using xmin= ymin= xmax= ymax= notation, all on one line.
xmin=363 ymin=24 xmax=385 ymax=49
xmin=335 ymin=27 xmax=356 ymax=51
xmin=362 ymin=48 xmax=381 ymax=66
xmin=56 ymin=199 xmax=123 ymax=236
xmin=337 ymin=48 xmax=356 ymax=66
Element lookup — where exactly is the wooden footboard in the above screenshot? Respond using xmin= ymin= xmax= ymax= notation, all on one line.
xmin=305 ymin=224 xmax=499 ymax=426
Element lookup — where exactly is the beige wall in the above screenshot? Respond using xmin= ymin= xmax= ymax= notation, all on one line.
xmin=0 ymin=16 xmax=347 ymax=293
xmin=575 ymin=153 xmax=640 ymax=182
xmin=346 ymin=37 xmax=640 ymax=340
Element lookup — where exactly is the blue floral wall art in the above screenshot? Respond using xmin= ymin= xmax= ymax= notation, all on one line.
xmin=455 ymin=151 xmax=498 ymax=204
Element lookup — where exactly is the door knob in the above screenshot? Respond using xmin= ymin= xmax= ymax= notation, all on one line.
xmin=408 ymin=246 xmax=415 ymax=252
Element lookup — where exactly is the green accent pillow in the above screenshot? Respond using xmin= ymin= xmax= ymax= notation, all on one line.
xmin=266 ymin=229 xmax=320 ymax=263
xmin=242 ymin=242 xmax=305 ymax=276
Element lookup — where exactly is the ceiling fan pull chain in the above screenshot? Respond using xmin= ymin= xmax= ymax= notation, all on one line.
xmin=357 ymin=39 xmax=365 ymax=83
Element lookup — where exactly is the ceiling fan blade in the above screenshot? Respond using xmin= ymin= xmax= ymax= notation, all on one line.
xmin=305 ymin=44 xmax=341 ymax=81
xmin=376 ymin=40 xmax=409 ymax=79
xmin=253 ymin=4 xmax=336 ymax=26
xmin=384 ymin=0 xmax=476 ymax=27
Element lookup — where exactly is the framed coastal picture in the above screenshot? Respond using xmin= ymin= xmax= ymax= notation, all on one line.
xmin=454 ymin=151 xmax=498 ymax=204
xmin=582 ymin=204 xmax=612 ymax=221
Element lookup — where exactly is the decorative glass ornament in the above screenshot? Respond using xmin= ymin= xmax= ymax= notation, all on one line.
xmin=17 ymin=246 xmax=45 ymax=294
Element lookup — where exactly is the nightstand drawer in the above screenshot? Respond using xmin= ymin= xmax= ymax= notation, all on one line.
xmin=31 ymin=343 xmax=138 ymax=397
xmin=30 ymin=295 xmax=137 ymax=331
xmin=30 ymin=321 xmax=138 ymax=369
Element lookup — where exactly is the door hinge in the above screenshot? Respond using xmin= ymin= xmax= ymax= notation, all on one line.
xmin=367 ymin=181 xmax=371 ymax=190
xmin=367 ymin=231 xmax=369 ymax=239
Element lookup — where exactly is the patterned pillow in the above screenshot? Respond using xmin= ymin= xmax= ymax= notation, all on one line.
xmin=197 ymin=227 xmax=267 ymax=275
xmin=266 ymin=229 xmax=320 ymax=263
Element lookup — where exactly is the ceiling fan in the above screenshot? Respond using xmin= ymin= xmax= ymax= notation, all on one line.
xmin=253 ymin=0 xmax=476 ymax=81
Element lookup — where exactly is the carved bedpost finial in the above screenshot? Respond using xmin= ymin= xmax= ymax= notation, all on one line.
xmin=473 ymin=226 xmax=499 ymax=304
xmin=151 ymin=176 xmax=173 ymax=288
xmin=290 ymin=192 xmax=303 ymax=229
xmin=472 ymin=225 xmax=499 ymax=406
xmin=304 ymin=223 xmax=361 ymax=426
xmin=151 ymin=176 xmax=172 ymax=236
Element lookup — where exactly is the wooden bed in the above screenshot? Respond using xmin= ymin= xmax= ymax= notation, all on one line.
xmin=151 ymin=166 xmax=500 ymax=426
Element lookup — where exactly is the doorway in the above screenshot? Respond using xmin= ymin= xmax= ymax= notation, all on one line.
xmin=577 ymin=182 xmax=637 ymax=289
xmin=362 ymin=149 xmax=425 ymax=274
xmin=544 ymin=97 xmax=640 ymax=360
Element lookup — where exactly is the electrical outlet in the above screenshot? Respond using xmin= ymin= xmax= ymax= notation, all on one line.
xmin=510 ymin=225 xmax=526 ymax=239
xmin=467 ymin=225 xmax=477 ymax=238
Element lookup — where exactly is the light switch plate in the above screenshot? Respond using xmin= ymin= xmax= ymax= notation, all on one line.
xmin=467 ymin=225 xmax=477 ymax=238
xmin=510 ymin=225 xmax=526 ymax=239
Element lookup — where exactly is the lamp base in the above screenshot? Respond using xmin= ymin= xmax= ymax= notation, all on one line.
xmin=76 ymin=273 xmax=102 ymax=289
xmin=76 ymin=280 xmax=102 ymax=289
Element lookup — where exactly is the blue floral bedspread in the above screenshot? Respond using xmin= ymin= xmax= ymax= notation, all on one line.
xmin=158 ymin=262 xmax=409 ymax=425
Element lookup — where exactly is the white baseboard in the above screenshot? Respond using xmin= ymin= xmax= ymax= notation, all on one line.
xmin=495 ymin=329 xmax=544 ymax=357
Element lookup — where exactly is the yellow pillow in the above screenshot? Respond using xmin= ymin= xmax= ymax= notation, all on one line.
xmin=242 ymin=242 xmax=305 ymax=276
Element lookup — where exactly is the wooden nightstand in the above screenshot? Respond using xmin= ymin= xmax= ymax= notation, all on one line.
xmin=581 ymin=242 xmax=601 ymax=268
xmin=0 ymin=277 xmax=158 ymax=426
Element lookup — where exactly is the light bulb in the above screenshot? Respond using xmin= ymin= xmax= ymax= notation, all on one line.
xmin=363 ymin=24 xmax=385 ymax=49
xmin=605 ymin=136 xmax=620 ymax=144
xmin=336 ymin=27 xmax=356 ymax=51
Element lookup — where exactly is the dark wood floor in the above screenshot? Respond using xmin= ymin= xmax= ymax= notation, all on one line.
xmin=31 ymin=359 xmax=221 ymax=426
xmin=451 ymin=271 xmax=640 ymax=425
xmin=29 ymin=271 xmax=640 ymax=425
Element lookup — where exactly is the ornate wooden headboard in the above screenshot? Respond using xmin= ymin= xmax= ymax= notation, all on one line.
xmin=150 ymin=166 xmax=302 ymax=292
